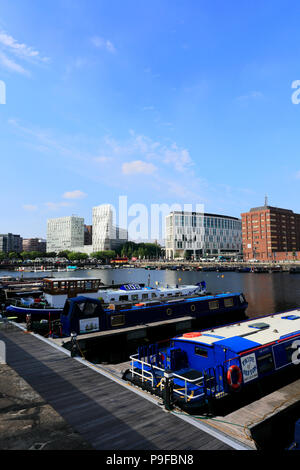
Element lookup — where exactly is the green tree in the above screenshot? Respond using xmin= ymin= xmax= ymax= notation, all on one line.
xmin=91 ymin=251 xmax=116 ymax=263
xmin=68 ymin=252 xmax=89 ymax=261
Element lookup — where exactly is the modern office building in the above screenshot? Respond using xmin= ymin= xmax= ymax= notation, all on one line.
xmin=241 ymin=203 xmax=300 ymax=261
xmin=22 ymin=238 xmax=46 ymax=253
xmin=92 ymin=204 xmax=128 ymax=252
xmin=0 ymin=233 xmax=23 ymax=253
xmin=46 ymin=216 xmax=84 ymax=253
xmin=165 ymin=211 xmax=242 ymax=259
xmin=84 ymin=225 xmax=93 ymax=245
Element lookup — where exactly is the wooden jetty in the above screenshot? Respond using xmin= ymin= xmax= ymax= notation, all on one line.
xmin=0 ymin=322 xmax=247 ymax=450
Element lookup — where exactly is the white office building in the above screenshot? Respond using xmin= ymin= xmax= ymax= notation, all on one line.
xmin=165 ymin=211 xmax=242 ymax=259
xmin=92 ymin=204 xmax=128 ymax=252
xmin=47 ymin=216 xmax=84 ymax=253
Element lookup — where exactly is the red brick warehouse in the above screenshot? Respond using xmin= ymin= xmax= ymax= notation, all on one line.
xmin=241 ymin=203 xmax=300 ymax=262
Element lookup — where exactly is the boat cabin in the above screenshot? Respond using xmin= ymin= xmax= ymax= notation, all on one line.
xmin=166 ymin=310 xmax=300 ymax=384
xmin=127 ymin=309 xmax=300 ymax=410
xmin=43 ymin=277 xmax=104 ymax=308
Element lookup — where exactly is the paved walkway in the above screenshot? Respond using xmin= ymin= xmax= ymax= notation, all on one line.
xmin=0 ymin=324 xmax=248 ymax=450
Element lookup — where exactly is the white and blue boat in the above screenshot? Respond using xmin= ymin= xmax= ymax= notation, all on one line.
xmin=124 ymin=309 xmax=300 ymax=411
xmin=5 ymin=279 xmax=208 ymax=320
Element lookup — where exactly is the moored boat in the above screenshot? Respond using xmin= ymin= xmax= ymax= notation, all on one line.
xmin=123 ymin=308 xmax=300 ymax=412
xmin=59 ymin=291 xmax=248 ymax=336
xmin=5 ymin=278 xmax=208 ymax=320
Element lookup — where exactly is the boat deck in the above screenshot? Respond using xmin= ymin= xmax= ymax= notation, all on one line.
xmin=0 ymin=322 xmax=243 ymax=450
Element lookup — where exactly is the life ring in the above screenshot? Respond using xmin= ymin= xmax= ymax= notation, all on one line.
xmin=183 ymin=332 xmax=202 ymax=338
xmin=190 ymin=304 xmax=196 ymax=312
xmin=227 ymin=365 xmax=242 ymax=390
xmin=166 ymin=308 xmax=172 ymax=316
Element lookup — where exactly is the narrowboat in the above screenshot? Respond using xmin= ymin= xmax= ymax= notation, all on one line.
xmin=123 ymin=309 xmax=300 ymax=411
xmin=5 ymin=279 xmax=208 ymax=319
xmin=58 ymin=291 xmax=248 ymax=336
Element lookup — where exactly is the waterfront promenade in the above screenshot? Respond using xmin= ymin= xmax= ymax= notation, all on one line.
xmin=0 ymin=322 xmax=247 ymax=451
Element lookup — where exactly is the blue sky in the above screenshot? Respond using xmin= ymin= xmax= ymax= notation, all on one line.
xmin=0 ymin=0 xmax=300 ymax=240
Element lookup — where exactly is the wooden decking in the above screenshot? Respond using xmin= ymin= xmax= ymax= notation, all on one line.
xmin=0 ymin=324 xmax=245 ymax=450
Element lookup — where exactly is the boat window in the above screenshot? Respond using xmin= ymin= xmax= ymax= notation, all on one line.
xmin=249 ymin=322 xmax=269 ymax=330
xmin=195 ymin=347 xmax=208 ymax=358
xmin=111 ymin=314 xmax=125 ymax=327
xmin=83 ymin=302 xmax=99 ymax=316
xmin=151 ymin=293 xmax=157 ymax=298
xmin=224 ymin=298 xmax=234 ymax=308
xmin=131 ymin=294 xmax=138 ymax=301
xmin=142 ymin=294 xmax=148 ymax=300
xmin=119 ymin=295 xmax=129 ymax=301
xmin=282 ymin=315 xmax=300 ymax=320
xmin=209 ymin=300 xmax=219 ymax=310
xmin=257 ymin=353 xmax=274 ymax=374
xmin=76 ymin=302 xmax=85 ymax=312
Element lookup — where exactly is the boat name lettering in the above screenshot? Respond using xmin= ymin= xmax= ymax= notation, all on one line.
xmin=241 ymin=353 xmax=258 ymax=383
xmin=291 ymin=340 xmax=300 ymax=365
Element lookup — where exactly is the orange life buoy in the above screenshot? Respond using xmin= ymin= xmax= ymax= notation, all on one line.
xmin=183 ymin=332 xmax=202 ymax=338
xmin=227 ymin=365 xmax=242 ymax=390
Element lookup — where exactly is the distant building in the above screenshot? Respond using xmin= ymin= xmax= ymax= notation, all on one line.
xmin=92 ymin=204 xmax=128 ymax=252
xmin=84 ymin=225 xmax=93 ymax=245
xmin=47 ymin=216 xmax=84 ymax=253
xmin=241 ymin=204 xmax=300 ymax=261
xmin=0 ymin=233 xmax=23 ymax=253
xmin=165 ymin=211 xmax=242 ymax=259
xmin=22 ymin=238 xmax=46 ymax=253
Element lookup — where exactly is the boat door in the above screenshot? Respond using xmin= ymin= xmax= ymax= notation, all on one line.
xmin=61 ymin=297 xmax=106 ymax=336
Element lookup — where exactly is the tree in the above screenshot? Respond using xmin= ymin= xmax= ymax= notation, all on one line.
xmin=8 ymin=251 xmax=21 ymax=260
xmin=91 ymin=251 xmax=116 ymax=263
xmin=68 ymin=252 xmax=89 ymax=261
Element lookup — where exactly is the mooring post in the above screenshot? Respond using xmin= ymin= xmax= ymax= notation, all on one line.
xmin=164 ymin=369 xmax=174 ymax=411
xmin=70 ymin=331 xmax=78 ymax=357
xmin=0 ymin=340 xmax=6 ymax=364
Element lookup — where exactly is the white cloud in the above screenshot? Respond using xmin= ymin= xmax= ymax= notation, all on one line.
xmin=22 ymin=204 xmax=38 ymax=211
xmin=0 ymin=51 xmax=30 ymax=76
xmin=91 ymin=36 xmax=116 ymax=53
xmin=122 ymin=160 xmax=157 ymax=175
xmin=0 ymin=30 xmax=49 ymax=76
xmin=236 ymin=91 xmax=264 ymax=102
xmin=45 ymin=201 xmax=72 ymax=211
xmin=0 ymin=30 xmax=48 ymax=61
xmin=94 ymin=156 xmax=112 ymax=163
xmin=62 ymin=190 xmax=87 ymax=200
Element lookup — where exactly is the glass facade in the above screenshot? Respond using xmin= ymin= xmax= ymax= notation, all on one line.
xmin=165 ymin=212 xmax=242 ymax=258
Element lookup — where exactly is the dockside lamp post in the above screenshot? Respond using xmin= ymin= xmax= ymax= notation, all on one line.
xmin=163 ymin=369 xmax=174 ymax=411
xmin=70 ymin=331 xmax=78 ymax=357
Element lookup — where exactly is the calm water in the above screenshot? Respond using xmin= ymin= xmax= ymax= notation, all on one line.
xmin=2 ymin=268 xmax=300 ymax=319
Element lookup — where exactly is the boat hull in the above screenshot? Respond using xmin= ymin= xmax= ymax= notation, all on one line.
xmin=6 ymin=305 xmax=63 ymax=320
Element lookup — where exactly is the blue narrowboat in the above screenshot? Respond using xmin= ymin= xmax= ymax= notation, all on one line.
xmin=123 ymin=309 xmax=300 ymax=411
xmin=59 ymin=291 xmax=248 ymax=337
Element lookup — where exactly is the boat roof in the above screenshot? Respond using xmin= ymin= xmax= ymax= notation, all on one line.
xmin=175 ymin=310 xmax=300 ymax=353
xmin=43 ymin=277 xmax=102 ymax=282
